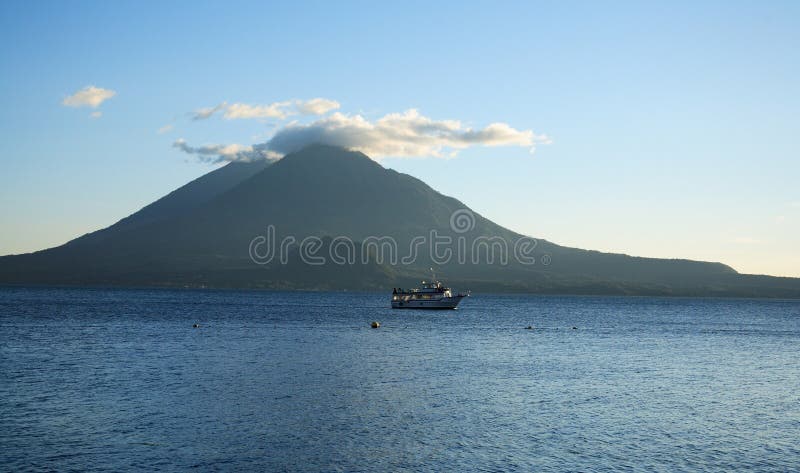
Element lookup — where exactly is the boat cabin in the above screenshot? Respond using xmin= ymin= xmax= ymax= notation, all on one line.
xmin=392 ymin=281 xmax=453 ymax=301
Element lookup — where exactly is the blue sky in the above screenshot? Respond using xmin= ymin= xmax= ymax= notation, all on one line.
xmin=1 ymin=1 xmax=798 ymax=276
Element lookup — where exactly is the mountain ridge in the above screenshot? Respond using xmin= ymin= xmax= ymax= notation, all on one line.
xmin=1 ymin=144 xmax=797 ymax=297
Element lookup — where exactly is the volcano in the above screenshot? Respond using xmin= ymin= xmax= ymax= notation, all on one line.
xmin=1 ymin=144 xmax=798 ymax=297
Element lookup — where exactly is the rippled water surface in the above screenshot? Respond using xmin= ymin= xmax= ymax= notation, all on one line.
xmin=2 ymin=287 xmax=799 ymax=471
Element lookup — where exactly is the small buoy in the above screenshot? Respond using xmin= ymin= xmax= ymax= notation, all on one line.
xmin=525 ymin=326 xmax=533 ymax=330
xmin=571 ymin=326 xmax=577 ymax=330
xmin=371 ymin=321 xmax=380 ymax=329
xmin=193 ymin=323 xmax=200 ymax=328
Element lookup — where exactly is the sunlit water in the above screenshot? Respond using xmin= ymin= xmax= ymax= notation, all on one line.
xmin=2 ymin=287 xmax=799 ymax=471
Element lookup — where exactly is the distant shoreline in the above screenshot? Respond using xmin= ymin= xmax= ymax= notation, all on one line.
xmin=3 ymin=283 xmax=800 ymax=301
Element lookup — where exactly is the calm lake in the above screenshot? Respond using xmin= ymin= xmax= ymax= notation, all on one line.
xmin=2 ymin=287 xmax=799 ymax=471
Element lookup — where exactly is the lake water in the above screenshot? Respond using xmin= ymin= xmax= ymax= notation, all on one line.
xmin=1 ymin=287 xmax=799 ymax=472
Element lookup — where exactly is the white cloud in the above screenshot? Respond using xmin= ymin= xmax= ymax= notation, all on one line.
xmin=224 ymin=101 xmax=293 ymax=120
xmin=157 ymin=124 xmax=174 ymax=134
xmin=192 ymin=102 xmax=227 ymax=120
xmin=62 ymin=85 xmax=116 ymax=108
xmin=775 ymin=215 xmax=786 ymax=224
xmin=172 ymin=138 xmax=281 ymax=163
xmin=790 ymin=202 xmax=800 ymax=208
xmin=89 ymin=111 xmax=102 ymax=119
xmin=732 ymin=236 xmax=760 ymax=244
xmin=174 ymin=106 xmax=550 ymax=163
xmin=295 ymin=98 xmax=341 ymax=115
xmin=266 ymin=109 xmax=550 ymax=158
xmin=193 ymin=98 xmax=341 ymax=121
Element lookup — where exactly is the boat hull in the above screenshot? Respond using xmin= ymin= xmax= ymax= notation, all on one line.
xmin=391 ymin=295 xmax=466 ymax=309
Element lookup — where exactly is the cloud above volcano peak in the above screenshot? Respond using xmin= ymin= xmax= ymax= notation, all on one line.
xmin=176 ymin=106 xmax=550 ymax=163
xmin=172 ymin=138 xmax=280 ymax=163
xmin=266 ymin=109 xmax=550 ymax=158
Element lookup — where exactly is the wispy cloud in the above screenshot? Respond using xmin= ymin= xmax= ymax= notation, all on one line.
xmin=62 ymin=85 xmax=116 ymax=108
xmin=192 ymin=102 xmax=228 ymax=120
xmin=732 ymin=236 xmax=760 ymax=244
xmin=224 ymin=101 xmax=293 ymax=120
xmin=294 ymin=98 xmax=340 ymax=116
xmin=157 ymin=124 xmax=174 ymax=134
xmin=175 ymin=108 xmax=550 ymax=163
xmin=192 ymin=98 xmax=341 ymax=121
xmin=172 ymin=138 xmax=281 ymax=163
xmin=89 ymin=111 xmax=102 ymax=119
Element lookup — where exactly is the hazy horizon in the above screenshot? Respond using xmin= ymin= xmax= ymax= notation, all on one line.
xmin=1 ymin=1 xmax=798 ymax=277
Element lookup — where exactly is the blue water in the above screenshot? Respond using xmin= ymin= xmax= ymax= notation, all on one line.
xmin=1 ymin=287 xmax=799 ymax=472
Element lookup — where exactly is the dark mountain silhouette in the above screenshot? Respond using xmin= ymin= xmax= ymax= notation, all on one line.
xmin=66 ymin=159 xmax=271 ymax=247
xmin=1 ymin=144 xmax=799 ymax=297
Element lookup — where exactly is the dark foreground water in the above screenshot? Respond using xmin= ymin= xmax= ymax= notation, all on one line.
xmin=1 ymin=287 xmax=799 ymax=472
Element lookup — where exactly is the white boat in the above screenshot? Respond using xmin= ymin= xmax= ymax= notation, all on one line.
xmin=391 ymin=272 xmax=469 ymax=309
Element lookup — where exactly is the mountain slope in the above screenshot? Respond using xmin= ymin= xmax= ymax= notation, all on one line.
xmin=66 ymin=160 xmax=271 ymax=248
xmin=1 ymin=144 xmax=798 ymax=297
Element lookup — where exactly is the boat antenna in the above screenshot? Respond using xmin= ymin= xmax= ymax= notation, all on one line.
xmin=430 ymin=267 xmax=436 ymax=282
